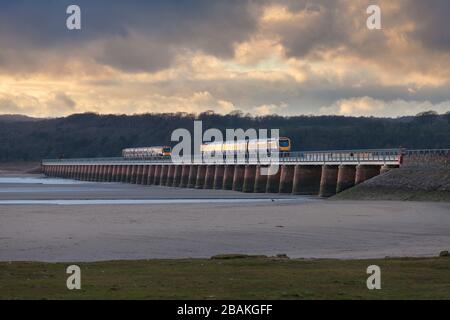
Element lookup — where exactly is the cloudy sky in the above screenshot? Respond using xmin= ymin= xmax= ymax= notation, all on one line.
xmin=1 ymin=0 xmax=450 ymax=117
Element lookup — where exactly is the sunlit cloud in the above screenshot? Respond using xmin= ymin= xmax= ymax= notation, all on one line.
xmin=320 ymin=96 xmax=450 ymax=117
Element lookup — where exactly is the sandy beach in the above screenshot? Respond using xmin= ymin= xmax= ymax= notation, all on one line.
xmin=1 ymin=175 xmax=449 ymax=262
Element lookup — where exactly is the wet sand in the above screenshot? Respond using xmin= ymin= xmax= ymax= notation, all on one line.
xmin=1 ymin=175 xmax=449 ymax=261
xmin=0 ymin=174 xmax=301 ymax=201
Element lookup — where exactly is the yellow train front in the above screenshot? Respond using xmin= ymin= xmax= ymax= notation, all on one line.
xmin=278 ymin=137 xmax=291 ymax=153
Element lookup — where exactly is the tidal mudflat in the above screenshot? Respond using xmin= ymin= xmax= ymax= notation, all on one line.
xmin=1 ymin=174 xmax=449 ymax=262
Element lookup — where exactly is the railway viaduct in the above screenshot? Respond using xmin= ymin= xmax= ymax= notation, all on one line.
xmin=40 ymin=149 xmax=413 ymax=197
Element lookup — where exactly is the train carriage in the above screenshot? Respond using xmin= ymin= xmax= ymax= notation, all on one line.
xmin=200 ymin=137 xmax=291 ymax=158
xmin=122 ymin=146 xmax=171 ymax=159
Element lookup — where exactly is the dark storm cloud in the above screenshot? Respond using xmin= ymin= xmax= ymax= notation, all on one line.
xmin=405 ymin=0 xmax=450 ymax=51
xmin=0 ymin=0 xmax=260 ymax=72
xmin=1 ymin=0 xmax=449 ymax=72
xmin=262 ymin=0 xmax=450 ymax=62
xmin=263 ymin=0 xmax=349 ymax=58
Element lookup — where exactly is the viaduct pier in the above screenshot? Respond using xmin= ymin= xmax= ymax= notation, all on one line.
xmin=41 ymin=149 xmax=408 ymax=197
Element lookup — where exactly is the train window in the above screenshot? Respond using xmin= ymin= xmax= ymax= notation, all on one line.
xmin=163 ymin=147 xmax=171 ymax=153
xmin=279 ymin=139 xmax=290 ymax=147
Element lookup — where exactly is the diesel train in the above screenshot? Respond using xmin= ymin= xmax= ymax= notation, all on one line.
xmin=200 ymin=137 xmax=291 ymax=156
xmin=121 ymin=137 xmax=292 ymax=159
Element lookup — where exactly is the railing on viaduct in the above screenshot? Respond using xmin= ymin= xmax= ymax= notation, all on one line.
xmin=42 ymin=148 xmax=405 ymax=166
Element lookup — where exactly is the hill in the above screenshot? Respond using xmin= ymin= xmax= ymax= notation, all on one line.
xmin=0 ymin=111 xmax=449 ymax=161
xmin=0 ymin=114 xmax=40 ymax=122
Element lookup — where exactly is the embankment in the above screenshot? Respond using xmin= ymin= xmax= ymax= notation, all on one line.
xmin=334 ymin=151 xmax=450 ymax=202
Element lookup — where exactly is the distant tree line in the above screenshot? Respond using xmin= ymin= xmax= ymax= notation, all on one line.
xmin=0 ymin=111 xmax=449 ymax=161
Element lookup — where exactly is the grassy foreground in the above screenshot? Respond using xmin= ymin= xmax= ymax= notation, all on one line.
xmin=1 ymin=256 xmax=450 ymax=300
